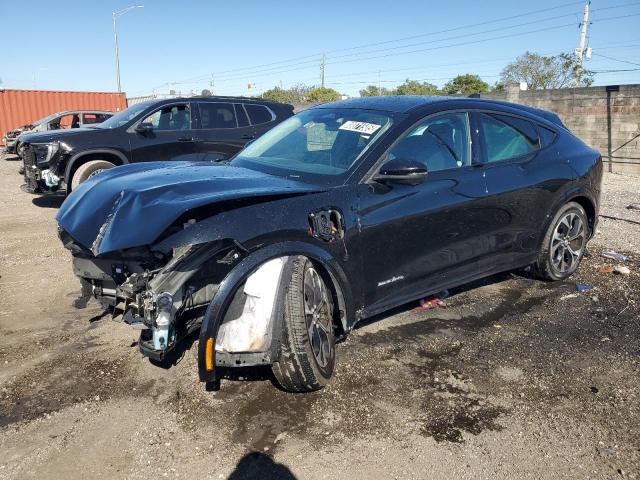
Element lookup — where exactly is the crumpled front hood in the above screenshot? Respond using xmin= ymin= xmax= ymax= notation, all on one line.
xmin=56 ymin=161 xmax=323 ymax=255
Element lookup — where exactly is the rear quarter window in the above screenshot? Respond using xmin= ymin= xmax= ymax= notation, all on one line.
xmin=479 ymin=113 xmax=540 ymax=163
xmin=538 ymin=126 xmax=557 ymax=147
xmin=245 ymin=104 xmax=274 ymax=125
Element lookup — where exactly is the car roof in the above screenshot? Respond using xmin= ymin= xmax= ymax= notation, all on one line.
xmin=151 ymin=96 xmax=292 ymax=107
xmin=53 ymin=110 xmax=114 ymax=115
xmin=314 ymin=95 xmax=566 ymax=128
xmin=316 ymin=95 xmax=457 ymax=113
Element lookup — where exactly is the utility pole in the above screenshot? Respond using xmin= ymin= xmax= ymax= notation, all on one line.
xmin=574 ymin=1 xmax=590 ymax=84
xmin=112 ymin=5 xmax=144 ymax=93
xmin=320 ymin=54 xmax=326 ymax=88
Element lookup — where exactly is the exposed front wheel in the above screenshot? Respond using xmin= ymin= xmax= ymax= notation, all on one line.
xmin=70 ymin=160 xmax=116 ymax=190
xmin=272 ymin=257 xmax=336 ymax=392
xmin=534 ymin=201 xmax=588 ymax=280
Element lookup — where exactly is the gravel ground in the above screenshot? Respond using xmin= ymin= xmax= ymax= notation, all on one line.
xmin=0 ymin=155 xmax=638 ymax=480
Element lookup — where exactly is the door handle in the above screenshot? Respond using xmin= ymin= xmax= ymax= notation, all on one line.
xmin=178 ymin=136 xmax=193 ymax=142
xmin=241 ymin=134 xmax=255 ymax=140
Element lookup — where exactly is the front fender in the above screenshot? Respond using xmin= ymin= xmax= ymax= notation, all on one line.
xmin=197 ymin=241 xmax=353 ymax=383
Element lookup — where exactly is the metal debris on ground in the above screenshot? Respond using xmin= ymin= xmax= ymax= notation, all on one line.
xmin=626 ymin=203 xmax=640 ymax=211
xmin=560 ymin=293 xmax=579 ymax=300
xmin=613 ymin=265 xmax=631 ymax=275
xmin=414 ymin=291 xmax=449 ymax=311
xmin=602 ymin=251 xmax=628 ymax=262
xmin=576 ymin=283 xmax=594 ymax=293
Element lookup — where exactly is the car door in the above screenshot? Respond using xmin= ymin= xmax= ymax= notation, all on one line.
xmin=357 ymin=111 xmax=490 ymax=313
xmin=129 ymin=102 xmax=196 ymax=162
xmin=473 ymin=110 xmax=574 ymax=270
xmin=193 ymin=102 xmax=252 ymax=161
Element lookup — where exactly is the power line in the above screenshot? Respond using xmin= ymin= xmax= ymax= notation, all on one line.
xmin=137 ymin=8 xmax=640 ymax=96
xmin=592 ymin=53 xmax=640 ymax=67
xmin=145 ymin=1 xmax=601 ymax=90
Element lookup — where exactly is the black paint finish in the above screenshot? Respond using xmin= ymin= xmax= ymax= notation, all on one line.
xmin=56 ymin=96 xmax=602 ymax=382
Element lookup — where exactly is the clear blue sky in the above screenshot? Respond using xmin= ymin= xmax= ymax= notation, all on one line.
xmin=1 ymin=0 xmax=638 ymax=97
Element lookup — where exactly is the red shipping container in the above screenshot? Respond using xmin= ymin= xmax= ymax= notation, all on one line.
xmin=1 ymin=89 xmax=127 ymax=145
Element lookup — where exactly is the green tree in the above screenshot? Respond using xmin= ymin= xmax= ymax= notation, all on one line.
xmin=307 ymin=86 xmax=342 ymax=103
xmin=261 ymin=84 xmax=311 ymax=104
xmin=393 ymin=79 xmax=439 ymax=96
xmin=442 ymin=74 xmax=489 ymax=95
xmin=359 ymin=85 xmax=392 ymax=96
xmin=500 ymin=51 xmax=594 ymax=89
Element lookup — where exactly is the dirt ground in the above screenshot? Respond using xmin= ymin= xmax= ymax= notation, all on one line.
xmin=0 ymin=154 xmax=639 ymax=480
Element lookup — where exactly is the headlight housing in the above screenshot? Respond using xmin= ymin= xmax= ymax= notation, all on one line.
xmin=32 ymin=142 xmax=60 ymax=165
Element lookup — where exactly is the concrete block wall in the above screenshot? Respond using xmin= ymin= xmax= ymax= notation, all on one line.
xmin=480 ymin=84 xmax=640 ymax=174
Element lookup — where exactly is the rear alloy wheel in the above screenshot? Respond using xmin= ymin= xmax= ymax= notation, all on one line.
xmin=272 ymin=257 xmax=336 ymax=392
xmin=70 ymin=160 xmax=115 ymax=190
xmin=534 ymin=201 xmax=588 ymax=280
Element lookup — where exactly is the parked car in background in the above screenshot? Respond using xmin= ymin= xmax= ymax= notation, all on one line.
xmin=56 ymin=96 xmax=602 ymax=392
xmin=3 ymin=110 xmax=113 ymax=156
xmin=20 ymin=97 xmax=294 ymax=194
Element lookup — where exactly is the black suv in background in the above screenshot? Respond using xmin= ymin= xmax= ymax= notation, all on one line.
xmin=20 ymin=96 xmax=294 ymax=194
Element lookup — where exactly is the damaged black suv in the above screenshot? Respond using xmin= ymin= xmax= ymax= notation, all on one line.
xmin=21 ymin=96 xmax=293 ymax=194
xmin=57 ymin=96 xmax=602 ymax=392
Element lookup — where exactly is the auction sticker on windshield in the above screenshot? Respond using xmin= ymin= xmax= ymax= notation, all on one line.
xmin=339 ymin=121 xmax=381 ymax=134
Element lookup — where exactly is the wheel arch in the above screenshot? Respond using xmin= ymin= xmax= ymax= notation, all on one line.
xmin=197 ymin=241 xmax=353 ymax=383
xmin=567 ymin=194 xmax=597 ymax=236
xmin=64 ymin=149 xmax=129 ymax=193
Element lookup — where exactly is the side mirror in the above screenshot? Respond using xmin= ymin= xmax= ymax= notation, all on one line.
xmin=373 ymin=157 xmax=428 ymax=185
xmin=135 ymin=122 xmax=154 ymax=134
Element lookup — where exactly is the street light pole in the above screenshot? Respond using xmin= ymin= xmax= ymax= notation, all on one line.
xmin=112 ymin=5 xmax=144 ymax=93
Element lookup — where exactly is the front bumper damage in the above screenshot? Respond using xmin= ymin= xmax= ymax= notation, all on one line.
xmin=21 ymin=143 xmax=65 ymax=193
xmin=66 ymin=232 xmax=292 ymax=384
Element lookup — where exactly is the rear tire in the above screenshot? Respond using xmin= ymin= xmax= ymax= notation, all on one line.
xmin=70 ymin=160 xmax=115 ymax=190
xmin=272 ymin=257 xmax=336 ymax=392
xmin=534 ymin=201 xmax=588 ymax=281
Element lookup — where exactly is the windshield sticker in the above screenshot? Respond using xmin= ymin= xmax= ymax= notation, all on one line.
xmin=339 ymin=121 xmax=381 ymax=135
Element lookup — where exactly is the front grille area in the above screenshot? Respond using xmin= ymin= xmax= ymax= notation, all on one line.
xmin=22 ymin=146 xmax=37 ymax=180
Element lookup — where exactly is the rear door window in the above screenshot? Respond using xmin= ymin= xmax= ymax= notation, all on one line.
xmin=198 ymin=103 xmax=237 ymax=129
xmin=478 ymin=113 xmax=540 ymax=162
xmin=141 ymin=104 xmax=191 ymax=130
xmin=245 ymin=104 xmax=274 ymax=125
xmin=82 ymin=113 xmax=109 ymax=125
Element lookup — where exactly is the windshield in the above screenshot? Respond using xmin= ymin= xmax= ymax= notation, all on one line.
xmin=95 ymin=101 xmax=154 ymax=129
xmin=32 ymin=113 xmax=60 ymax=127
xmin=232 ymin=108 xmax=393 ymax=183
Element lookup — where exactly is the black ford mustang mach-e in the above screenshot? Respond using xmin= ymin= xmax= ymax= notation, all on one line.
xmin=57 ymin=96 xmax=602 ymax=392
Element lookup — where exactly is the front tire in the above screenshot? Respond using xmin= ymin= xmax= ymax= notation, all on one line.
xmin=272 ymin=257 xmax=336 ymax=392
xmin=70 ymin=160 xmax=115 ymax=190
xmin=534 ymin=201 xmax=588 ymax=280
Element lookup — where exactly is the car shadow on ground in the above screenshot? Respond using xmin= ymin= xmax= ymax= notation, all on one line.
xmin=353 ymin=268 xmax=534 ymax=331
xmin=31 ymin=193 xmax=65 ymax=209
xmin=228 ymin=452 xmax=297 ymax=479
xmin=141 ymin=268 xmax=535 ymax=391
